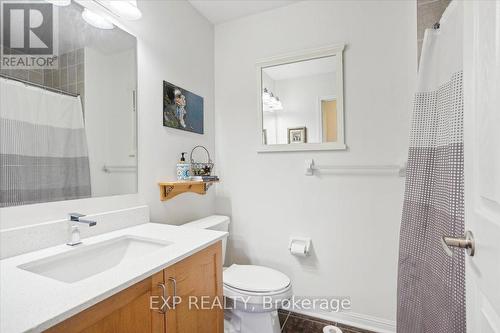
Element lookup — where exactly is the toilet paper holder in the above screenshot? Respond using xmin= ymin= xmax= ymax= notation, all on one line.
xmin=289 ymin=237 xmax=311 ymax=256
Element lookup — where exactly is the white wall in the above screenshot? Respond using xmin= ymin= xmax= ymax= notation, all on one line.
xmin=214 ymin=0 xmax=416 ymax=329
xmin=0 ymin=0 xmax=215 ymax=228
xmin=85 ymin=47 xmax=137 ymax=197
xmin=129 ymin=0 xmax=215 ymax=224
xmin=107 ymin=49 xmax=138 ymax=195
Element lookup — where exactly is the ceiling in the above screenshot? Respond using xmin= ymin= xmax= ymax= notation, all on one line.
xmin=188 ymin=0 xmax=301 ymax=25
xmin=263 ymin=56 xmax=337 ymax=81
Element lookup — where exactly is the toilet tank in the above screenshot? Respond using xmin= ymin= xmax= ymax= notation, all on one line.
xmin=182 ymin=215 xmax=230 ymax=263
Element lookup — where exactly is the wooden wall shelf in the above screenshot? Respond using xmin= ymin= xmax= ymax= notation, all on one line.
xmin=159 ymin=180 xmax=218 ymax=201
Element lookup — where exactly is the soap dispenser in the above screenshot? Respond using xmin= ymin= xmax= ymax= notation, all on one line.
xmin=176 ymin=152 xmax=190 ymax=180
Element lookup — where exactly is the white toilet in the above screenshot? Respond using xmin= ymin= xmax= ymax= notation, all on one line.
xmin=183 ymin=215 xmax=292 ymax=333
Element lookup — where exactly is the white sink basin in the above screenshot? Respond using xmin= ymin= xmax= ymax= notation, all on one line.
xmin=19 ymin=236 xmax=172 ymax=283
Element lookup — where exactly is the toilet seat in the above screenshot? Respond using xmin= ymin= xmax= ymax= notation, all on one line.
xmin=223 ymin=265 xmax=292 ymax=310
xmin=223 ymin=264 xmax=291 ymax=293
xmin=224 ymin=282 xmax=291 ymax=296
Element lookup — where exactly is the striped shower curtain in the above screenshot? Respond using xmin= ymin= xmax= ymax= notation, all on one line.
xmin=397 ymin=1 xmax=465 ymax=332
xmin=0 ymin=77 xmax=91 ymax=207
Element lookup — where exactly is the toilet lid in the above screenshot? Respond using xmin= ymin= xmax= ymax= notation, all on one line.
xmin=223 ymin=264 xmax=291 ymax=293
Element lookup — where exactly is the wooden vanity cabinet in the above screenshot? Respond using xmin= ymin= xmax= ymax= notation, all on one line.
xmin=164 ymin=241 xmax=223 ymax=333
xmin=45 ymin=241 xmax=223 ymax=333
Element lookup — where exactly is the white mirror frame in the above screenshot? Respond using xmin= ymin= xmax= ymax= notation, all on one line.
xmin=256 ymin=43 xmax=346 ymax=152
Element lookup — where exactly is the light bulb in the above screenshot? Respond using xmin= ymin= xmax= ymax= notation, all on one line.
xmin=274 ymin=97 xmax=283 ymax=110
xmin=270 ymin=96 xmax=278 ymax=107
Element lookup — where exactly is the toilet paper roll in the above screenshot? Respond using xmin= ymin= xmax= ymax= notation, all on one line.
xmin=290 ymin=242 xmax=307 ymax=256
xmin=323 ymin=326 xmax=342 ymax=333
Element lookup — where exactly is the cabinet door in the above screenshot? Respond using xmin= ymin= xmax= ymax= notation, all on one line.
xmin=165 ymin=242 xmax=223 ymax=333
xmin=45 ymin=271 xmax=165 ymax=333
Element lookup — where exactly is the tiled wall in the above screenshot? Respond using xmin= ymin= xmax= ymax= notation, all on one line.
xmin=417 ymin=0 xmax=451 ymax=62
xmin=0 ymin=48 xmax=85 ymax=106
xmin=44 ymin=48 xmax=85 ymax=98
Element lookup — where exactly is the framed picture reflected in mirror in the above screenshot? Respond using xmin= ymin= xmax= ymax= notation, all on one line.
xmin=288 ymin=127 xmax=307 ymax=144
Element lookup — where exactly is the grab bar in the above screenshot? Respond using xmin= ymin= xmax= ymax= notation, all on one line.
xmin=102 ymin=164 xmax=137 ymax=173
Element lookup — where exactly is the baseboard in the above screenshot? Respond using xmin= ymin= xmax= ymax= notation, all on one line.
xmin=292 ymin=309 xmax=396 ymax=333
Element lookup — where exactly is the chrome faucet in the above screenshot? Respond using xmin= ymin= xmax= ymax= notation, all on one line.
xmin=67 ymin=213 xmax=97 ymax=246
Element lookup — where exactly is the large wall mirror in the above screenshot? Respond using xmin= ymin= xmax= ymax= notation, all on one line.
xmin=0 ymin=2 xmax=137 ymax=207
xmin=257 ymin=44 xmax=346 ymax=152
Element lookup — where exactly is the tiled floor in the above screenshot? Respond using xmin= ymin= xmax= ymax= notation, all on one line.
xmin=278 ymin=310 xmax=376 ymax=333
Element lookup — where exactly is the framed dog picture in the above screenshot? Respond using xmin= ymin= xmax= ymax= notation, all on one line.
xmin=163 ymin=81 xmax=204 ymax=134
xmin=288 ymin=127 xmax=307 ymax=144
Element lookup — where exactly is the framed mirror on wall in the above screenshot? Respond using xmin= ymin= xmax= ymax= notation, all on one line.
xmin=0 ymin=1 xmax=138 ymax=208
xmin=256 ymin=44 xmax=346 ymax=152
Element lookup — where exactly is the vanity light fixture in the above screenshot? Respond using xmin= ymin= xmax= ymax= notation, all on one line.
xmin=262 ymin=88 xmax=283 ymax=111
xmin=78 ymin=0 xmax=143 ymax=30
xmin=46 ymin=0 xmax=71 ymax=6
xmin=82 ymin=8 xmax=114 ymax=30
xmin=108 ymin=0 xmax=142 ymax=20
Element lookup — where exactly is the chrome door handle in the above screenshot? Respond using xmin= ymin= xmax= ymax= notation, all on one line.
xmin=168 ymin=277 xmax=177 ymax=297
xmin=157 ymin=282 xmax=167 ymax=314
xmin=168 ymin=277 xmax=177 ymax=309
xmin=441 ymin=231 xmax=475 ymax=257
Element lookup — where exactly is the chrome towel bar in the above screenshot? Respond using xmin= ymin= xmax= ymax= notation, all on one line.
xmin=304 ymin=159 xmax=406 ymax=177
xmin=102 ymin=164 xmax=137 ymax=173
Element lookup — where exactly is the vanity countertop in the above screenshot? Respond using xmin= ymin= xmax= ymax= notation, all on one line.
xmin=0 ymin=223 xmax=227 ymax=333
